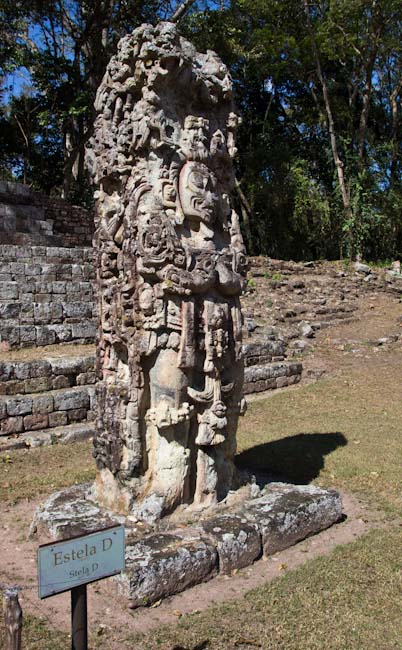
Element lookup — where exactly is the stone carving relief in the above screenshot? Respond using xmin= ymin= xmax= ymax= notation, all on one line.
xmin=86 ymin=21 xmax=247 ymax=520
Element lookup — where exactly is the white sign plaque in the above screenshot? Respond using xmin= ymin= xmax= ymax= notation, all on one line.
xmin=38 ymin=525 xmax=125 ymax=599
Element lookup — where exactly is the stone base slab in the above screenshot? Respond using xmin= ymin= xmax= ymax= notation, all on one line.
xmin=31 ymin=482 xmax=342 ymax=608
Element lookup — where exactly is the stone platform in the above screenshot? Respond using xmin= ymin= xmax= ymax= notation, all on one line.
xmin=31 ymin=482 xmax=342 ymax=608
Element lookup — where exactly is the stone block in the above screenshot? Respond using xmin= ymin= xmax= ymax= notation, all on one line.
xmin=49 ymin=357 xmax=82 ymax=375
xmin=62 ymin=302 xmax=92 ymax=319
xmin=7 ymin=395 xmax=33 ymax=416
xmin=24 ymin=377 xmax=52 ymax=393
xmin=271 ymin=363 xmax=288 ymax=379
xmin=20 ymin=293 xmax=34 ymax=304
xmin=34 ymin=303 xmax=63 ymax=324
xmin=0 ymin=282 xmax=18 ymax=300
xmin=29 ymin=360 xmax=52 ymax=378
xmin=24 ymin=431 xmax=53 ymax=447
xmin=117 ymin=532 xmax=218 ymax=608
xmin=20 ymin=304 xmax=34 ymax=321
xmin=67 ymin=408 xmax=88 ymax=423
xmin=52 ymin=375 xmax=71 ymax=389
xmin=0 ymin=416 xmax=24 ymax=435
xmin=242 ymin=484 xmax=342 ymax=557
xmin=0 ymin=326 xmax=20 ymax=346
xmin=26 ymin=264 xmax=42 ymax=276
xmin=0 ymin=303 xmax=20 ymax=319
xmin=76 ymin=371 xmax=96 ymax=385
xmin=0 ymin=362 xmax=13 ymax=381
xmin=0 ymin=401 xmax=7 ymax=419
xmin=31 ymin=245 xmax=47 ymax=256
xmin=0 ymin=380 xmax=25 ymax=395
xmin=48 ymin=411 xmax=68 ymax=427
xmin=14 ymin=362 xmax=30 ymax=380
xmin=60 ymin=423 xmax=94 ymax=444
xmin=31 ymin=484 xmax=123 ymax=541
xmin=9 ymin=262 xmax=25 ymax=276
xmin=20 ymin=326 xmax=37 ymax=344
xmin=24 ymin=413 xmax=49 ymax=431
xmin=54 ymin=388 xmax=90 ymax=411
xmin=201 ymin=514 xmax=261 ymax=574
xmin=32 ymin=394 xmax=54 ymax=414
xmin=36 ymin=326 xmax=56 ymax=346
xmin=52 ymin=282 xmax=67 ymax=294
xmin=71 ymin=322 xmax=96 ymax=339
xmin=48 ymin=324 xmax=72 ymax=342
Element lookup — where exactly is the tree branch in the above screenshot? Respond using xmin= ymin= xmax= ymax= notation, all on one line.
xmin=170 ymin=0 xmax=197 ymax=23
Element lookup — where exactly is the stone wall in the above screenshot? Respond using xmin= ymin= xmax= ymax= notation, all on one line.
xmin=0 ymin=384 xmax=96 ymax=437
xmin=0 ymin=181 xmax=94 ymax=247
xmin=0 ymin=245 xmax=97 ymax=349
xmin=242 ymin=340 xmax=302 ymax=394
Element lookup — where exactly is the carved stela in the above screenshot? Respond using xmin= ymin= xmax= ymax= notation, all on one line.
xmin=86 ymin=22 xmax=248 ymax=520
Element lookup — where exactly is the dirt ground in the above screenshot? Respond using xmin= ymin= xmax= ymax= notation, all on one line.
xmin=0 ymin=287 xmax=401 ymax=648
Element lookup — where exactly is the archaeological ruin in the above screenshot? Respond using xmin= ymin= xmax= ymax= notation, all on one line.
xmin=26 ymin=22 xmax=346 ymax=607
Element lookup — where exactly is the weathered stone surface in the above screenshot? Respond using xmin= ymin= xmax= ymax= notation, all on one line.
xmin=0 ymin=416 xmax=23 ymax=435
xmin=88 ymin=21 xmax=247 ymax=516
xmin=201 ymin=514 xmax=261 ymax=574
xmin=48 ymin=411 xmax=68 ymax=427
xmin=53 ymin=387 xmax=90 ymax=411
xmin=117 ymin=532 xmax=218 ymax=608
xmin=6 ymin=395 xmax=32 ymax=416
xmin=31 ymin=480 xmax=342 ymax=607
xmin=242 ymin=483 xmax=342 ymax=556
xmin=23 ymin=413 xmax=49 ymax=430
xmin=31 ymin=484 xmax=121 ymax=540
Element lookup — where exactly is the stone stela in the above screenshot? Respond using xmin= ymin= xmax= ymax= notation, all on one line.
xmin=86 ymin=20 xmax=248 ymax=520
xmin=31 ymin=21 xmax=343 ymax=611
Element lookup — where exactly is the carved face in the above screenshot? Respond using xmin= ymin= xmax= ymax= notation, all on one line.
xmin=179 ymin=161 xmax=219 ymax=225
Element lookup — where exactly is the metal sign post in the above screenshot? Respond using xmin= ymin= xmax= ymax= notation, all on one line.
xmin=71 ymin=584 xmax=88 ymax=650
xmin=37 ymin=524 xmax=125 ymax=650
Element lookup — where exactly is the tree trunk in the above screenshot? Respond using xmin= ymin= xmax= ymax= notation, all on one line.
xmin=235 ymin=177 xmax=254 ymax=254
xmin=303 ymin=0 xmax=354 ymax=254
xmin=390 ymin=80 xmax=402 ymax=187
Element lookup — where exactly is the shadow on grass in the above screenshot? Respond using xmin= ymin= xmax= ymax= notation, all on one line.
xmin=236 ymin=432 xmax=347 ymax=484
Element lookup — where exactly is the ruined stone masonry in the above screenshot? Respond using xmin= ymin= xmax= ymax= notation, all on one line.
xmin=86 ymin=21 xmax=248 ymax=518
xmin=31 ymin=23 xmax=343 ymax=608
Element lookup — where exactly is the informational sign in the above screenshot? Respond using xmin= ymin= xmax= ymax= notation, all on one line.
xmin=38 ymin=525 xmax=125 ymax=599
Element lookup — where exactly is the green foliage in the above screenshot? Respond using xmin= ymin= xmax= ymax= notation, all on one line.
xmin=246 ymin=278 xmax=257 ymax=291
xmin=0 ymin=0 xmax=401 ymax=260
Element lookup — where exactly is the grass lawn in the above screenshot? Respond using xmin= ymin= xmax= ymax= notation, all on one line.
xmin=0 ymin=339 xmax=401 ymax=649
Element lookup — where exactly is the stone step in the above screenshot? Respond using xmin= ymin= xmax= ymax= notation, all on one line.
xmin=0 ymin=232 xmax=65 ymax=246
xmin=0 ymin=281 xmax=94 ymax=298
xmin=0 ymin=353 xmax=95 ymax=395
xmin=0 ymin=421 xmax=95 ymax=451
xmin=0 ymin=261 xmax=95 ymax=282
xmin=243 ymin=360 xmax=303 ymax=395
xmin=0 ymin=245 xmax=94 ymax=263
xmin=0 ymin=384 xmax=96 ymax=436
xmin=242 ymin=340 xmax=286 ymax=367
xmin=0 ymin=321 xmax=96 ymax=348
xmin=0 ymin=302 xmax=95 ymax=325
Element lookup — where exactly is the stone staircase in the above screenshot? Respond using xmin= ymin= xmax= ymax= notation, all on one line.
xmin=0 ymin=348 xmax=96 ymax=450
xmin=242 ymin=336 xmax=302 ymax=395
xmin=0 ymin=180 xmax=93 ymax=247
xmin=0 ymin=245 xmax=96 ymax=349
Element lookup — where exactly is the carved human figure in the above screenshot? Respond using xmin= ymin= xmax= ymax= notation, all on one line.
xmin=86 ymin=22 xmax=247 ymax=520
